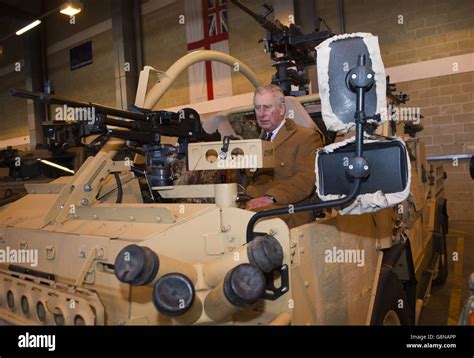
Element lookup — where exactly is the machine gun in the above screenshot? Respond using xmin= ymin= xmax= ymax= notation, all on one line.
xmin=231 ymin=0 xmax=333 ymax=96
xmin=386 ymin=75 xmax=409 ymax=106
xmin=385 ymin=76 xmax=424 ymax=137
xmin=10 ymin=88 xmax=220 ymax=186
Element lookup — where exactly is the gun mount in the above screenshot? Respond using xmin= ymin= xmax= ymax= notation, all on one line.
xmin=231 ymin=0 xmax=333 ymax=96
xmin=10 ymin=88 xmax=221 ymax=188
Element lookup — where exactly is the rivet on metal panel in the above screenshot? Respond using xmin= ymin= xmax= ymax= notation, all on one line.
xmin=97 ymin=248 xmax=104 ymax=258
xmin=269 ymin=228 xmax=277 ymax=235
xmin=155 ymin=216 xmax=162 ymax=223
xmin=129 ymin=216 xmax=135 ymax=221
xmin=304 ymin=281 xmax=310 ymax=287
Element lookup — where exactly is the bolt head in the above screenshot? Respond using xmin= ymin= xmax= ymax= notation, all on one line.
xmin=367 ymin=73 xmax=373 ymax=79
xmin=351 ymin=74 xmax=357 ymax=79
xmin=349 ymin=164 xmax=354 ymax=170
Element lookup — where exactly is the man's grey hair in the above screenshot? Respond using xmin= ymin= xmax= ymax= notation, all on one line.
xmin=254 ymin=84 xmax=285 ymax=106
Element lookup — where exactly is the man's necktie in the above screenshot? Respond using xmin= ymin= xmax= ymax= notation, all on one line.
xmin=264 ymin=132 xmax=273 ymax=141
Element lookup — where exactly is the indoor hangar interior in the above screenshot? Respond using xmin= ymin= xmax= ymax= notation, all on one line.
xmin=0 ymin=0 xmax=472 ymax=331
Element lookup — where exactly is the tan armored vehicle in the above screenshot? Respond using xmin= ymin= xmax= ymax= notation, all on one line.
xmin=0 ymin=33 xmax=448 ymax=326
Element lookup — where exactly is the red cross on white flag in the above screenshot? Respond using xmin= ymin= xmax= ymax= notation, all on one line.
xmin=185 ymin=0 xmax=233 ymax=103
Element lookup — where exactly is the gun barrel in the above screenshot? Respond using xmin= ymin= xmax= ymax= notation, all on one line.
xmin=9 ymin=88 xmax=42 ymax=101
xmin=230 ymin=0 xmax=284 ymax=34
xmin=10 ymin=88 xmax=147 ymax=121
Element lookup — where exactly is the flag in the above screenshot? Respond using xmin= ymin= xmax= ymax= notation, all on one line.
xmin=185 ymin=0 xmax=233 ymax=103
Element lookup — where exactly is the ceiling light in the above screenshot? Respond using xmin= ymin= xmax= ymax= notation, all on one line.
xmin=60 ymin=1 xmax=83 ymax=16
xmin=15 ymin=20 xmax=42 ymax=36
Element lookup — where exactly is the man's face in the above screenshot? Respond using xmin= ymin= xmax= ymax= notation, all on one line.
xmin=254 ymin=91 xmax=285 ymax=132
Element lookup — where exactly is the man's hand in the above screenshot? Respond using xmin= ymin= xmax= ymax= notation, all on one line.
xmin=245 ymin=196 xmax=274 ymax=210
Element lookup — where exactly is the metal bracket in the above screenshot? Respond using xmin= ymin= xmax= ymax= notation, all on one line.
xmin=74 ymin=246 xmax=102 ymax=287
xmin=42 ymin=154 xmax=131 ymax=226
xmin=262 ymin=264 xmax=289 ymax=301
xmin=135 ymin=65 xmax=168 ymax=108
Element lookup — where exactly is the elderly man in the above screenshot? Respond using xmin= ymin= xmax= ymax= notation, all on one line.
xmin=245 ymin=84 xmax=325 ymax=228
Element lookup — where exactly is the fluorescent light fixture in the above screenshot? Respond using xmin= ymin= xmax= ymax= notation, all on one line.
xmin=16 ymin=20 xmax=42 ymax=36
xmin=37 ymin=158 xmax=75 ymax=174
xmin=60 ymin=1 xmax=82 ymax=16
